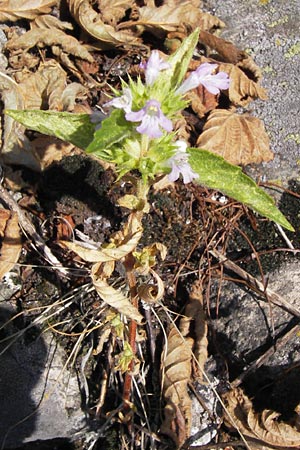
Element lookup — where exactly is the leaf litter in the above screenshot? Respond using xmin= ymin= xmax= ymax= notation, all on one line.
xmin=0 ymin=1 xmax=299 ymax=449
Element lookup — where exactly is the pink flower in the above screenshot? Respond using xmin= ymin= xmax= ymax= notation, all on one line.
xmin=104 ymin=88 xmax=133 ymax=113
xmin=167 ymin=140 xmax=198 ymax=184
xmin=125 ymin=99 xmax=173 ymax=138
xmin=176 ymin=63 xmax=230 ymax=95
xmin=140 ymin=50 xmax=171 ymax=85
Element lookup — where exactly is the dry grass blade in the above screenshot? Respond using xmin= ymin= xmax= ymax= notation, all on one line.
xmin=196 ymin=109 xmax=273 ymax=166
xmin=0 ymin=210 xmax=22 ymax=280
xmin=0 ymin=0 xmax=57 ymax=22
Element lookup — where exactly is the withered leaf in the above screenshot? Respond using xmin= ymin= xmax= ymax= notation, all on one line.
xmin=91 ymin=261 xmax=143 ymax=323
xmin=161 ymin=326 xmax=193 ymax=447
xmin=68 ymin=0 xmax=141 ymax=48
xmin=0 ymin=210 xmax=22 ymax=280
xmin=0 ymin=72 xmax=38 ymax=169
xmin=134 ymin=1 xmax=203 ymax=37
xmin=98 ymin=0 xmax=135 ymax=27
xmin=196 ymin=109 xmax=274 ymax=166
xmin=218 ymin=61 xmax=267 ymax=106
xmin=6 ymin=28 xmax=94 ymax=63
xmin=224 ymin=388 xmax=300 ymax=448
xmin=0 ymin=0 xmax=57 ymax=22
xmin=199 ymin=30 xmax=246 ymax=64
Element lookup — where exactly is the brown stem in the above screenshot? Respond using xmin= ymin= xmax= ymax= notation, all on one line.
xmin=122 ymin=253 xmax=139 ymax=410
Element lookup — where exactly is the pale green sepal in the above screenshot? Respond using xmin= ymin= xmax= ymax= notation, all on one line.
xmin=86 ymin=108 xmax=132 ymax=156
xmin=188 ymin=148 xmax=294 ymax=231
xmin=5 ymin=109 xmax=95 ymax=149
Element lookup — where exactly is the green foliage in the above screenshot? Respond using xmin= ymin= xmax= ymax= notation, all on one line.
xmin=5 ymin=109 xmax=95 ymax=149
xmin=188 ymin=148 xmax=294 ymax=231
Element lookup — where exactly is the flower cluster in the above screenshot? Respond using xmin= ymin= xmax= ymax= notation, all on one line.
xmin=96 ymin=48 xmax=230 ymax=183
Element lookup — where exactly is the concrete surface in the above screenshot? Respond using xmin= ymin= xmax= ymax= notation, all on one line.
xmin=203 ymin=0 xmax=300 ymax=184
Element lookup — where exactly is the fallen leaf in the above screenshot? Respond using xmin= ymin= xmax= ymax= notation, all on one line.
xmin=161 ymin=281 xmax=209 ymax=446
xmin=68 ymin=0 xmax=141 ymax=48
xmin=98 ymin=0 xmax=135 ymax=27
xmin=161 ymin=326 xmax=193 ymax=447
xmin=199 ymin=30 xmax=246 ymax=64
xmin=91 ymin=261 xmax=143 ymax=323
xmin=32 ymin=136 xmax=80 ymax=170
xmin=0 ymin=210 xmax=22 ymax=280
xmin=6 ymin=28 xmax=94 ymax=64
xmin=224 ymin=388 xmax=300 ymax=448
xmin=132 ymin=0 xmax=203 ymax=38
xmin=218 ymin=61 xmax=267 ymax=106
xmin=0 ymin=72 xmax=39 ymax=169
xmin=196 ymin=109 xmax=274 ymax=166
xmin=198 ymin=11 xmax=225 ymax=32
xmin=0 ymin=0 xmax=57 ymax=22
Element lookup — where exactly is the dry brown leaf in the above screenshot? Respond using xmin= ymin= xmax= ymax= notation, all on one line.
xmin=196 ymin=109 xmax=274 ymax=166
xmin=0 ymin=0 xmax=57 ymax=22
xmin=198 ymin=11 xmax=225 ymax=32
xmin=186 ymin=85 xmax=218 ymax=118
xmin=161 ymin=281 xmax=209 ymax=446
xmin=218 ymin=61 xmax=267 ymax=106
xmin=31 ymin=14 xmax=74 ymax=31
xmin=0 ymin=72 xmax=39 ymax=169
xmin=98 ymin=0 xmax=135 ymax=26
xmin=224 ymin=388 xmax=300 ymax=448
xmin=199 ymin=30 xmax=246 ymax=65
xmin=17 ymin=61 xmax=67 ymax=110
xmin=161 ymin=326 xmax=193 ymax=447
xmin=180 ymin=280 xmax=208 ymax=379
xmin=137 ymin=269 xmax=165 ymax=303
xmin=60 ymin=213 xmax=143 ymax=263
xmin=0 ymin=210 xmax=22 ymax=280
xmin=68 ymin=0 xmax=141 ymax=48
xmin=6 ymin=28 xmax=94 ymax=63
xmin=133 ymin=1 xmax=203 ymax=37
xmin=91 ymin=261 xmax=143 ymax=323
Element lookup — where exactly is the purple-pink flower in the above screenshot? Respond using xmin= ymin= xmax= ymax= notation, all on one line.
xmin=167 ymin=140 xmax=198 ymax=184
xmin=125 ymin=99 xmax=173 ymax=139
xmin=104 ymin=88 xmax=133 ymax=113
xmin=176 ymin=63 xmax=230 ymax=95
xmin=140 ymin=50 xmax=171 ymax=86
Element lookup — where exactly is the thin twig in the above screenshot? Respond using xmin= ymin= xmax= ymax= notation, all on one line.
xmin=210 ymin=249 xmax=300 ymax=318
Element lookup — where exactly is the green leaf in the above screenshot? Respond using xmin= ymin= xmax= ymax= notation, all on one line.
xmin=155 ymin=28 xmax=200 ymax=93
xmin=5 ymin=109 xmax=95 ymax=149
xmin=188 ymin=148 xmax=294 ymax=231
xmin=86 ymin=108 xmax=132 ymax=156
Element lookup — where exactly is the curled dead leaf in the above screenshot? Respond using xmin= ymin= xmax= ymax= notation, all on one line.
xmin=199 ymin=30 xmax=246 ymax=65
xmin=6 ymin=28 xmax=94 ymax=64
xmin=68 ymin=0 xmax=141 ymax=48
xmin=218 ymin=61 xmax=267 ymax=106
xmin=0 ymin=0 xmax=57 ymax=22
xmin=60 ymin=213 xmax=143 ymax=263
xmin=0 ymin=72 xmax=38 ymax=169
xmin=137 ymin=269 xmax=165 ymax=303
xmin=0 ymin=210 xmax=22 ymax=280
xmin=196 ymin=109 xmax=274 ymax=166
xmin=131 ymin=1 xmax=203 ymax=38
xmin=224 ymin=388 xmax=300 ymax=448
xmin=98 ymin=0 xmax=136 ymax=27
xmin=161 ymin=326 xmax=193 ymax=447
xmin=91 ymin=261 xmax=143 ymax=323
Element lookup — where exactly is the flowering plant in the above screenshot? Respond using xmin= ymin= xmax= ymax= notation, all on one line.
xmin=6 ymin=29 xmax=292 ymax=230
